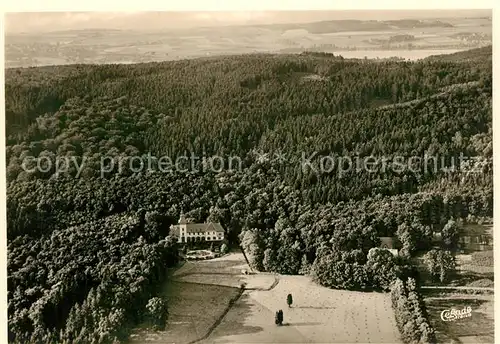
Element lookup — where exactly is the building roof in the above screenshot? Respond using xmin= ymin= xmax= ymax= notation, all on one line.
xmin=171 ymin=222 xmax=225 ymax=234
xmin=379 ymin=237 xmax=401 ymax=249
xmin=170 ymin=213 xmax=225 ymax=235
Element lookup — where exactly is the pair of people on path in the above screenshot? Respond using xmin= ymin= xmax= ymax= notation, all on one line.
xmin=275 ymin=294 xmax=293 ymax=325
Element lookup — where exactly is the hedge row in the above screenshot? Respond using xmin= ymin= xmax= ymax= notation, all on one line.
xmin=390 ymin=278 xmax=436 ymax=344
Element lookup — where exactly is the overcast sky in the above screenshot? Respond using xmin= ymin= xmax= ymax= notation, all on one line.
xmin=5 ymin=10 xmax=491 ymax=33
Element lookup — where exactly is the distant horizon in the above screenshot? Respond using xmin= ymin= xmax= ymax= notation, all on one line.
xmin=5 ymin=9 xmax=492 ymax=34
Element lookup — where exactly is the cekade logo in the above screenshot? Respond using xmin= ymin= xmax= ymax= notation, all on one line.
xmin=440 ymin=306 xmax=472 ymax=321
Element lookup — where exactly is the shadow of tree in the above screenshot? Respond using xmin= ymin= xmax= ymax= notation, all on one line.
xmin=282 ymin=322 xmax=323 ymax=327
xmin=294 ymin=306 xmax=335 ymax=310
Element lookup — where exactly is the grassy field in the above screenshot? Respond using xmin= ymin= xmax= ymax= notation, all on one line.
xmin=422 ymin=290 xmax=494 ymax=344
xmin=125 ymin=250 xmax=496 ymax=343
xmin=128 ymin=252 xmax=276 ymax=344
xmin=448 ymin=251 xmax=494 ymax=289
xmin=203 ymin=275 xmax=401 ymax=344
xmin=129 ymin=252 xmax=401 ymax=343
xmin=456 ymin=252 xmax=494 ymax=276
xmin=173 ymin=252 xmax=277 ymax=289
xmin=129 ymin=281 xmax=242 ymax=344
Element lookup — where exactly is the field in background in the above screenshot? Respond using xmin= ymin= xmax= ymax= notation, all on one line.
xmin=5 ymin=16 xmax=491 ymax=67
xmin=456 ymin=252 xmax=494 ymax=276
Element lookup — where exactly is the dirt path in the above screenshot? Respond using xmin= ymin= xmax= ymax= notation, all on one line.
xmin=204 ymin=275 xmax=401 ymax=344
xmin=129 ymin=253 xmax=401 ymax=344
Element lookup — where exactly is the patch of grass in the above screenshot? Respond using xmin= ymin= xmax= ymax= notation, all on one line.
xmin=422 ymin=291 xmax=494 ymax=344
xmin=471 ymin=251 xmax=493 ymax=267
xmin=207 ymin=275 xmax=401 ymax=343
xmin=466 ymin=279 xmax=494 ymax=288
xmin=129 ymin=252 xmax=269 ymax=343
xmin=129 ymin=281 xmax=241 ymax=344
xmin=448 ymin=271 xmax=494 ymax=287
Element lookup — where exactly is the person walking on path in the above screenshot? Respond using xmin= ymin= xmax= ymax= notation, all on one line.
xmin=275 ymin=310 xmax=284 ymax=325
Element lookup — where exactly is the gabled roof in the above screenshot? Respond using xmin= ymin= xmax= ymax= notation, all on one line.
xmin=209 ymin=222 xmax=225 ymax=233
xmin=171 ymin=222 xmax=225 ymax=234
xmin=379 ymin=237 xmax=401 ymax=249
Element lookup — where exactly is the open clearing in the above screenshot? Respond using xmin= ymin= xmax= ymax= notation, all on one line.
xmin=129 ymin=252 xmax=401 ymax=343
xmin=203 ymin=275 xmax=400 ymax=344
xmin=422 ymin=290 xmax=494 ymax=344
xmin=129 ymin=281 xmax=242 ymax=344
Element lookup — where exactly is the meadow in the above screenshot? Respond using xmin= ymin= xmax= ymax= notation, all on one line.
xmin=205 ymin=275 xmax=401 ymax=344
xmin=130 ymin=252 xmax=401 ymax=344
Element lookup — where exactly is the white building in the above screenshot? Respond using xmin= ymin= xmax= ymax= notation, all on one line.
xmin=169 ymin=213 xmax=225 ymax=244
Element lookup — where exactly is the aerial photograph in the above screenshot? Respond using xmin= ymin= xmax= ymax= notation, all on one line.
xmin=4 ymin=9 xmax=493 ymax=344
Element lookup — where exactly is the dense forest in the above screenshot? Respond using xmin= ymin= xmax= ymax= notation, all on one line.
xmin=6 ymin=46 xmax=492 ymax=343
